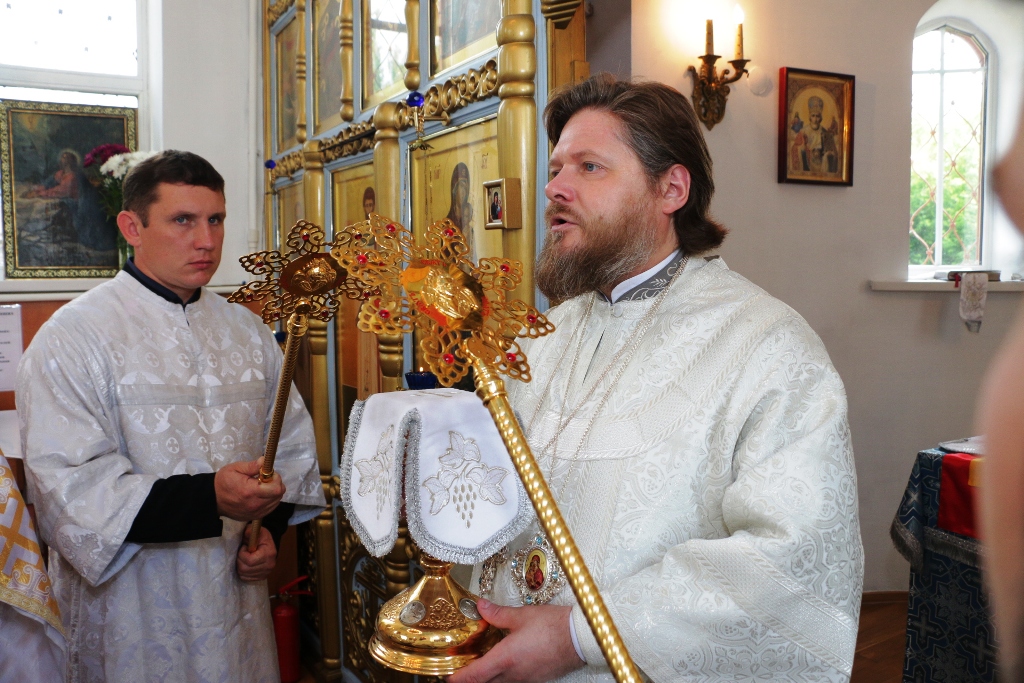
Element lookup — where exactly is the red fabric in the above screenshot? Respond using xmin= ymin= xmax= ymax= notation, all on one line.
xmin=937 ymin=452 xmax=979 ymax=539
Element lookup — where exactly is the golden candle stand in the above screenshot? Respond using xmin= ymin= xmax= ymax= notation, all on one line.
xmin=230 ymin=220 xmax=369 ymax=551
xmin=331 ymin=214 xmax=643 ymax=682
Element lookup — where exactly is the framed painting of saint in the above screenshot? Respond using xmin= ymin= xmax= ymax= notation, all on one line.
xmin=275 ymin=13 xmax=302 ymax=153
xmin=313 ymin=0 xmax=344 ymax=135
xmin=429 ymin=0 xmax=500 ymax=76
xmin=777 ymin=67 xmax=855 ymax=186
xmin=331 ymin=161 xmax=380 ymax=414
xmin=0 ymin=99 xmax=137 ymax=279
xmin=276 ymin=180 xmax=304 ymax=249
xmin=362 ymin=0 xmax=409 ymax=108
xmin=410 ymin=116 xmax=500 ymax=263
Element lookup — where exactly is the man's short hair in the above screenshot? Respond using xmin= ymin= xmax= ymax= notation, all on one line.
xmin=122 ymin=150 xmax=225 ymax=225
xmin=544 ymin=74 xmax=727 ymax=254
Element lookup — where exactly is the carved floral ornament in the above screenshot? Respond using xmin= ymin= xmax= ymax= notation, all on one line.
xmin=332 ymin=214 xmax=553 ymax=387
xmin=263 ymin=59 xmax=498 ymax=176
xmin=266 ymin=0 xmax=297 ymax=27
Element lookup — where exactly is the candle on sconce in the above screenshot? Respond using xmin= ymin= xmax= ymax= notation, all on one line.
xmin=734 ymin=5 xmax=745 ymax=60
xmin=405 ymin=367 xmax=439 ymax=390
xmin=705 ymin=19 xmax=714 ymax=56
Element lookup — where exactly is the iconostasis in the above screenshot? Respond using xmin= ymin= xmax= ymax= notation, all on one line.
xmin=260 ymin=1 xmax=586 ymax=679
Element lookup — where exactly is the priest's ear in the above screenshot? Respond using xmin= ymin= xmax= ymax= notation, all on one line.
xmin=116 ymin=210 xmax=145 ymax=248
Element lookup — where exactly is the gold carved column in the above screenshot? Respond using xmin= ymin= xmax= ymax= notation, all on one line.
xmin=301 ymin=141 xmax=342 ymax=677
xmin=339 ymin=0 xmax=355 ymax=121
xmin=371 ymin=102 xmax=406 ymax=394
xmin=498 ymin=0 xmax=537 ymax=305
xmin=404 ymin=0 xmax=421 ymax=91
xmin=296 ymin=0 xmax=308 ymax=144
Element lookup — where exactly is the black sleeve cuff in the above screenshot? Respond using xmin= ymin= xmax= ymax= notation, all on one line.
xmin=262 ymin=502 xmax=295 ymax=550
xmin=126 ymin=473 xmax=223 ymax=544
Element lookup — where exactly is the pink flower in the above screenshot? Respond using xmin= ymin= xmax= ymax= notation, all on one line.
xmin=84 ymin=143 xmax=131 ymax=168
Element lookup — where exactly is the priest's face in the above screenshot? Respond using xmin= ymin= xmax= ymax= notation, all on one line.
xmin=538 ymin=108 xmax=665 ymax=301
xmin=125 ymin=183 xmax=225 ymax=302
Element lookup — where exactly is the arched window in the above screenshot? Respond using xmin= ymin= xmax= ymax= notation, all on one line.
xmin=909 ymin=26 xmax=988 ymax=269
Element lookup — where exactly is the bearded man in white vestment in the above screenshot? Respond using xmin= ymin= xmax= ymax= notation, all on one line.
xmin=17 ymin=151 xmax=327 ymax=682
xmin=450 ymin=76 xmax=863 ymax=683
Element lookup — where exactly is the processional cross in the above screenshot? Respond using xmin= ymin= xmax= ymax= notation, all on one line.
xmin=231 ymin=214 xmax=642 ymax=682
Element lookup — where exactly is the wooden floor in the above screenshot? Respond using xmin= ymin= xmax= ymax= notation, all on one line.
xmin=851 ymin=591 xmax=908 ymax=683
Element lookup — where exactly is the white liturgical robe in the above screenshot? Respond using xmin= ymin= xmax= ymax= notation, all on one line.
xmin=17 ymin=272 xmax=327 ymax=683
xmin=480 ymin=255 xmax=862 ymax=682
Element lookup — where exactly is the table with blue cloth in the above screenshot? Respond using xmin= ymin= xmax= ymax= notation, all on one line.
xmin=891 ymin=448 xmax=997 ymax=683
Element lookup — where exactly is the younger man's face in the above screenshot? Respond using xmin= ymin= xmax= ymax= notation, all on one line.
xmin=127 ymin=182 xmax=225 ymax=302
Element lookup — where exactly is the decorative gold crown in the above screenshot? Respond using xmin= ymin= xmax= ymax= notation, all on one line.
xmin=332 ymin=214 xmax=554 ymax=387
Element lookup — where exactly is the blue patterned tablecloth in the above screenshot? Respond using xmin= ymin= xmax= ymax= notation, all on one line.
xmin=891 ymin=449 xmax=997 ymax=683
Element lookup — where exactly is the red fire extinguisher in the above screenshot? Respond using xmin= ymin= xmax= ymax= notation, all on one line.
xmin=271 ymin=575 xmax=313 ymax=683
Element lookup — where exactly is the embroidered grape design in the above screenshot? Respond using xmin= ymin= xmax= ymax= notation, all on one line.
xmin=453 ymin=481 xmax=479 ymax=527
xmin=423 ymin=431 xmax=509 ymax=527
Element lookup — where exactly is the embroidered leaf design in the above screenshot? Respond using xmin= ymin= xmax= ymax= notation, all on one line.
xmin=438 ymin=468 xmax=458 ymax=488
xmin=439 ymin=431 xmax=467 ymax=467
xmin=467 ymin=464 xmax=508 ymax=505
xmin=355 ymin=458 xmax=384 ymax=496
xmin=423 ymin=475 xmax=450 ymax=515
xmin=353 ymin=424 xmax=394 ymax=517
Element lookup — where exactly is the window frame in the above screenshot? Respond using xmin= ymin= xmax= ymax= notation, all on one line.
xmin=0 ymin=0 xmax=159 ymax=151
xmin=909 ymin=17 xmax=1001 ymax=278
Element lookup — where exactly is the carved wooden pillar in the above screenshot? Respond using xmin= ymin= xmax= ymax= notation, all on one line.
xmin=498 ymin=0 xmax=537 ymax=305
xmin=371 ymin=102 xmax=406 ymax=393
xmin=301 ymin=140 xmax=342 ymax=676
xmin=296 ymin=0 xmax=308 ymax=144
xmin=404 ymin=0 xmax=421 ymax=91
xmin=339 ymin=0 xmax=354 ymax=121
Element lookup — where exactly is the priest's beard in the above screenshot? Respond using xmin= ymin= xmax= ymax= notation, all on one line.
xmin=536 ymin=200 xmax=661 ymax=303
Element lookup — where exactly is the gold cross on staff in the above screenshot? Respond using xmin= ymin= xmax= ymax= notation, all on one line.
xmin=230 ymin=219 xmax=370 ymax=551
xmin=333 ymin=214 xmax=643 ymax=683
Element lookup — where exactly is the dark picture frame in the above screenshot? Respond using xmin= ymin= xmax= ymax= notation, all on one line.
xmin=0 ymin=99 xmax=137 ymax=279
xmin=778 ymin=67 xmax=855 ymax=186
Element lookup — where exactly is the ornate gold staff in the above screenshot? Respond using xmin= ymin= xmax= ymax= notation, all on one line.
xmin=231 ymin=220 xmax=368 ymax=551
xmin=333 ymin=215 xmax=642 ymax=683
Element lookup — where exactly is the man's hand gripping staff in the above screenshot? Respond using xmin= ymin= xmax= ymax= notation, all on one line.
xmin=229 ymin=219 xmax=370 ymax=550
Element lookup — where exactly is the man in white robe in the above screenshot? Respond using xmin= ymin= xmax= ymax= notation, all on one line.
xmin=452 ymin=76 xmax=862 ymax=682
xmin=17 ymin=151 xmax=326 ymax=682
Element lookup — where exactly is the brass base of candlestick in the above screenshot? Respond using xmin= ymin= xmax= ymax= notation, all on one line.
xmin=369 ymin=555 xmax=503 ymax=675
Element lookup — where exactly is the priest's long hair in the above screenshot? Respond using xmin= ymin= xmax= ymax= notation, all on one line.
xmin=544 ymin=73 xmax=727 ymax=255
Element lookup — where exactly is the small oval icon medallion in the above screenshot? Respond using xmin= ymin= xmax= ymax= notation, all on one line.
xmin=399 ymin=600 xmax=426 ymax=626
xmin=458 ymin=598 xmax=481 ymax=621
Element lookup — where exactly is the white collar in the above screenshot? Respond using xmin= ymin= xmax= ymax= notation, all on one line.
xmin=608 ymin=249 xmax=681 ymax=303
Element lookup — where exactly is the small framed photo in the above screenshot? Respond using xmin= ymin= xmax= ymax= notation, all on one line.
xmin=778 ymin=68 xmax=855 ymax=186
xmin=482 ymin=177 xmax=521 ymax=230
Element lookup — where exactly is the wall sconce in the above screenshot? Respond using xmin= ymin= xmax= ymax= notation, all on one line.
xmin=687 ymin=6 xmax=750 ymax=130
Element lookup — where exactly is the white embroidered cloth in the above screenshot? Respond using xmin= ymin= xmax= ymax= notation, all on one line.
xmin=341 ymin=388 xmax=530 ymax=564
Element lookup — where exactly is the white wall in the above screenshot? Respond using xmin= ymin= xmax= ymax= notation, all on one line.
xmin=161 ymin=0 xmax=262 ymax=287
xmin=633 ymin=0 xmax=1024 ymax=591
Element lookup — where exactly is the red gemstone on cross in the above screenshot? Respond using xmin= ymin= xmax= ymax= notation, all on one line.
xmin=527 ymin=314 xmax=537 ymax=324
xmin=379 ymin=310 xmax=391 ymax=320
xmin=500 ymin=264 xmax=510 ymax=273
xmin=301 ymin=233 xmax=310 ymax=241
xmin=356 ymin=254 xmax=368 ymax=264
xmin=506 ymin=352 xmax=517 ymax=363
xmin=443 ymin=353 xmax=455 ymax=365
xmin=255 ymin=260 xmax=264 ymax=267
xmin=387 ymin=223 xmax=396 ymax=233
xmin=443 ymin=229 xmax=454 ymax=237
xmin=354 ymin=232 xmax=363 ymax=240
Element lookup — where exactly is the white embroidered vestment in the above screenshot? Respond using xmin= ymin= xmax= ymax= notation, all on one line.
xmin=17 ymin=273 xmax=327 ymax=683
xmin=481 ymin=257 xmax=863 ymax=682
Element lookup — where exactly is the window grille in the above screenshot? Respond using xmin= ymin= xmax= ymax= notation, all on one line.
xmin=909 ymin=26 xmax=988 ymax=267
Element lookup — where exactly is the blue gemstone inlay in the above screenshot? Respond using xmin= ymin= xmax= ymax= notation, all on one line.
xmin=407 ymin=91 xmax=425 ymax=107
